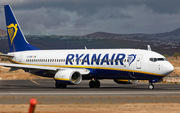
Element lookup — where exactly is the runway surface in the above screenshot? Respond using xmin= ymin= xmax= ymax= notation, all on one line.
xmin=0 ymin=79 xmax=180 ymax=104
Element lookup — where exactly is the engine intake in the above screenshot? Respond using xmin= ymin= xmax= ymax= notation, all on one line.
xmin=54 ymin=69 xmax=82 ymax=85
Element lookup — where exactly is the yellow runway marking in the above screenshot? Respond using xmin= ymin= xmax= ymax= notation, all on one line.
xmin=30 ymin=79 xmax=40 ymax=85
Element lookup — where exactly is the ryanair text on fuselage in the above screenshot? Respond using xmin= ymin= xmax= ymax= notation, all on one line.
xmin=66 ymin=53 xmax=137 ymax=65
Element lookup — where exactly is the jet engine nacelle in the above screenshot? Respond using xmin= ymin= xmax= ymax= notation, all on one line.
xmin=54 ymin=69 xmax=82 ymax=85
xmin=114 ymin=79 xmax=138 ymax=84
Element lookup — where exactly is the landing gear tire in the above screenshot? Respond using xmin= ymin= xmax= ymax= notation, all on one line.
xmin=55 ymin=82 xmax=60 ymax=88
xmin=148 ymin=83 xmax=154 ymax=90
xmin=89 ymin=81 xmax=95 ymax=88
xmin=61 ymin=84 xmax=67 ymax=88
xmin=89 ymin=80 xmax=100 ymax=88
xmin=55 ymin=82 xmax=67 ymax=88
xmin=95 ymin=81 xmax=100 ymax=88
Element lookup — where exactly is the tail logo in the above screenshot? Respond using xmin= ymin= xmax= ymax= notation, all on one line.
xmin=7 ymin=23 xmax=18 ymax=45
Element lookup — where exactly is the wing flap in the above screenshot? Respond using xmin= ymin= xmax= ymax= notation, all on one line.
xmin=60 ymin=68 xmax=90 ymax=75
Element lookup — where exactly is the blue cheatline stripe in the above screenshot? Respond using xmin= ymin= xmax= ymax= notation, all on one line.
xmin=55 ymin=80 xmax=71 ymax=84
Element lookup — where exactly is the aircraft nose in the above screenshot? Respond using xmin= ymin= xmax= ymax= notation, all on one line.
xmin=163 ymin=62 xmax=174 ymax=75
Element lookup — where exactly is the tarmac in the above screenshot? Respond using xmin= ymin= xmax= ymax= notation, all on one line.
xmin=0 ymin=79 xmax=180 ymax=104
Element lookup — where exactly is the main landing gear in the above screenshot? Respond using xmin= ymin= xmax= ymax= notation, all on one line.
xmin=148 ymin=79 xmax=156 ymax=90
xmin=55 ymin=82 xmax=67 ymax=88
xmin=148 ymin=83 xmax=154 ymax=90
xmin=89 ymin=80 xmax=100 ymax=88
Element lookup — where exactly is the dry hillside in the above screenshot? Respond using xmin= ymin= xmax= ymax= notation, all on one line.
xmin=0 ymin=29 xmax=7 ymax=37
xmin=0 ymin=58 xmax=47 ymax=80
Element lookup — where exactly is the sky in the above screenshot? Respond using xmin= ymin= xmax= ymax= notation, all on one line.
xmin=0 ymin=0 xmax=180 ymax=35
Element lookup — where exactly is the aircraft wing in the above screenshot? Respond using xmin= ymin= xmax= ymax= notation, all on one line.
xmin=0 ymin=63 xmax=57 ymax=71
xmin=0 ymin=63 xmax=90 ymax=75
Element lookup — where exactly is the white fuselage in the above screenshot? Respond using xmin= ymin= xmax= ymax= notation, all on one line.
xmin=8 ymin=49 xmax=174 ymax=80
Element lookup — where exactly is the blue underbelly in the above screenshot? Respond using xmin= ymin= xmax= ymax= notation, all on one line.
xmin=87 ymin=68 xmax=163 ymax=80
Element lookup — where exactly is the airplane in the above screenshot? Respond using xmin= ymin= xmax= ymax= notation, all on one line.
xmin=0 ymin=5 xmax=174 ymax=89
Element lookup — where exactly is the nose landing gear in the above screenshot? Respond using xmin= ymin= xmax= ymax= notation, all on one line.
xmin=148 ymin=78 xmax=163 ymax=89
xmin=148 ymin=83 xmax=154 ymax=90
xmin=148 ymin=79 xmax=155 ymax=89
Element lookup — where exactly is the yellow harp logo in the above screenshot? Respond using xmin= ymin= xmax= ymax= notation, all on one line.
xmin=7 ymin=23 xmax=18 ymax=45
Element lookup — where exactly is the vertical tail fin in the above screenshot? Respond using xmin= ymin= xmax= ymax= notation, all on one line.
xmin=4 ymin=5 xmax=40 ymax=52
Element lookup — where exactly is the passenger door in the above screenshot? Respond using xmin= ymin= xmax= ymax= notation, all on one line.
xmin=136 ymin=54 xmax=143 ymax=69
xmin=19 ymin=55 xmax=23 ymax=63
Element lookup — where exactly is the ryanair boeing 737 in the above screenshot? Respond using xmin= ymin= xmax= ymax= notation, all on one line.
xmin=0 ymin=5 xmax=174 ymax=89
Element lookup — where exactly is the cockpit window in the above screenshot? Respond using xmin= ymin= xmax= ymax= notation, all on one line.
xmin=149 ymin=58 xmax=157 ymax=62
xmin=154 ymin=58 xmax=157 ymax=62
xmin=157 ymin=58 xmax=164 ymax=61
xmin=149 ymin=58 xmax=167 ymax=62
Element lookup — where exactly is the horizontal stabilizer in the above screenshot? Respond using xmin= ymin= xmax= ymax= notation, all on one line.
xmin=0 ymin=54 xmax=14 ymax=57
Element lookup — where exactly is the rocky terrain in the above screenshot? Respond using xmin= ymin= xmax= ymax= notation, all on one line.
xmin=0 ymin=60 xmax=47 ymax=80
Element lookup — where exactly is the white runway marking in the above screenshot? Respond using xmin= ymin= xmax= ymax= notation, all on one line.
xmin=0 ymin=91 xmax=180 ymax=95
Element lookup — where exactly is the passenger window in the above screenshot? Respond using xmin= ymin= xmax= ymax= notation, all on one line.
xmin=150 ymin=58 xmax=154 ymax=62
xmin=154 ymin=58 xmax=157 ymax=62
